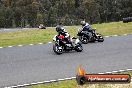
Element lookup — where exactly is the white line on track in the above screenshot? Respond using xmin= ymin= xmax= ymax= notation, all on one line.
xmin=8 ymin=46 xmax=13 ymax=48
xmin=105 ymin=72 xmax=112 ymax=74
xmin=48 ymin=42 xmax=52 ymax=43
xmin=119 ymin=70 xmax=125 ymax=72
xmin=17 ymin=85 xmax=24 ymax=87
xmin=124 ymin=34 xmax=127 ymax=36
xmin=64 ymin=78 xmax=72 ymax=80
xmin=112 ymin=71 xmax=119 ymax=73
xmin=50 ymin=80 xmax=57 ymax=82
xmin=37 ymin=81 xmax=44 ymax=84
xmin=127 ymin=69 xmax=132 ymax=71
xmin=71 ymin=77 xmax=76 ymax=79
xmin=30 ymin=83 xmax=38 ymax=85
xmin=29 ymin=44 xmax=33 ymax=46
xmin=98 ymin=73 xmax=105 ymax=74
xmin=18 ymin=45 xmax=23 ymax=47
xmin=23 ymin=84 xmax=30 ymax=86
xmin=44 ymin=81 xmax=51 ymax=83
xmin=58 ymin=79 xmax=65 ymax=81
xmin=113 ymin=35 xmax=118 ymax=36
xmin=0 ymin=47 xmax=3 ymax=48
xmin=104 ymin=36 xmax=110 ymax=38
xmin=38 ymin=43 xmax=43 ymax=44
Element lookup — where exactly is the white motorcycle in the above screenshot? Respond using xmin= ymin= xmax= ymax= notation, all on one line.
xmin=53 ymin=35 xmax=83 ymax=55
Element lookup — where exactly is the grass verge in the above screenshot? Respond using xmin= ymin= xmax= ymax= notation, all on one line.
xmin=28 ymin=71 xmax=132 ymax=88
xmin=0 ymin=22 xmax=132 ymax=47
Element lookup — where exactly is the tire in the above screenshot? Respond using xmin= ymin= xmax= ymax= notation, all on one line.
xmin=98 ymin=37 xmax=104 ymax=42
xmin=76 ymin=75 xmax=86 ymax=85
xmin=79 ymin=36 xmax=89 ymax=44
xmin=75 ymin=43 xmax=83 ymax=52
xmin=53 ymin=44 xmax=63 ymax=55
xmin=90 ymin=37 xmax=96 ymax=42
xmin=123 ymin=17 xmax=132 ymax=23
xmin=96 ymin=34 xmax=104 ymax=42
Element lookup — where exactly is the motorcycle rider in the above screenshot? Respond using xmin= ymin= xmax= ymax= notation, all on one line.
xmin=81 ymin=21 xmax=92 ymax=31
xmin=80 ymin=21 xmax=95 ymax=38
xmin=55 ymin=25 xmax=71 ymax=44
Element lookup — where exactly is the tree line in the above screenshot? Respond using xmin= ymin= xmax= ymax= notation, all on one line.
xmin=0 ymin=0 xmax=132 ymax=28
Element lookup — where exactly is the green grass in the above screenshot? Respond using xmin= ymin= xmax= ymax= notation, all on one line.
xmin=93 ymin=22 xmax=132 ymax=36
xmin=0 ymin=21 xmax=132 ymax=47
xmin=28 ymin=71 xmax=132 ymax=88
xmin=29 ymin=80 xmax=77 ymax=88
xmin=0 ymin=29 xmax=56 ymax=47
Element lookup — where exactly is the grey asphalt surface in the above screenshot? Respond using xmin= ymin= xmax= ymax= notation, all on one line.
xmin=0 ymin=35 xmax=132 ymax=87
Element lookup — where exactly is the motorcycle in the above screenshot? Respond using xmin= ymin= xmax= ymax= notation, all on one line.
xmin=53 ymin=35 xmax=83 ymax=55
xmin=77 ymin=29 xmax=104 ymax=44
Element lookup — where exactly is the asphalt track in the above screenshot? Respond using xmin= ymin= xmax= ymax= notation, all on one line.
xmin=0 ymin=28 xmax=37 ymax=33
xmin=0 ymin=35 xmax=132 ymax=87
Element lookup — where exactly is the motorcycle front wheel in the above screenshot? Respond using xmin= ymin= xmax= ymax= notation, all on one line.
xmin=53 ymin=44 xmax=63 ymax=55
xmin=75 ymin=43 xmax=83 ymax=52
xmin=98 ymin=37 xmax=104 ymax=42
xmin=95 ymin=33 xmax=104 ymax=42
xmin=79 ymin=36 xmax=89 ymax=44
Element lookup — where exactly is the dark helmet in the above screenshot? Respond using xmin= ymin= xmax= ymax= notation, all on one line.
xmin=81 ymin=21 xmax=86 ymax=26
xmin=56 ymin=25 xmax=64 ymax=33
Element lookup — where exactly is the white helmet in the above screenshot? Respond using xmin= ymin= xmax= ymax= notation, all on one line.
xmin=81 ymin=21 xmax=86 ymax=26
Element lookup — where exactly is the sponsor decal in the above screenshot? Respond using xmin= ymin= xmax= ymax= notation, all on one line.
xmin=76 ymin=66 xmax=131 ymax=85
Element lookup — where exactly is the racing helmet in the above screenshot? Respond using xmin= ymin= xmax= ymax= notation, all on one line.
xmin=81 ymin=21 xmax=86 ymax=26
xmin=56 ymin=25 xmax=64 ymax=33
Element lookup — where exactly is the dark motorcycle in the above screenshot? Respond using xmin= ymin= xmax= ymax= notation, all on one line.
xmin=53 ymin=35 xmax=83 ymax=55
xmin=77 ymin=29 xmax=104 ymax=44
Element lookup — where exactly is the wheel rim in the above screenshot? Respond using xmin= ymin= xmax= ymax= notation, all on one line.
xmin=56 ymin=47 xmax=62 ymax=52
xmin=82 ymin=37 xmax=88 ymax=43
xmin=78 ymin=46 xmax=83 ymax=51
